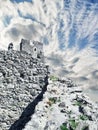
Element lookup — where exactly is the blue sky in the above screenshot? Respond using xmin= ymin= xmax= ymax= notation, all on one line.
xmin=3 ymin=0 xmax=98 ymax=52
xmin=88 ymin=0 xmax=98 ymax=3
xmin=11 ymin=0 xmax=98 ymax=4
xmin=11 ymin=0 xmax=32 ymax=3
xmin=0 ymin=0 xmax=98 ymax=56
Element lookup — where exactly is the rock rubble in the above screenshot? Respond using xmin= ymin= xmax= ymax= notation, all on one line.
xmin=23 ymin=77 xmax=98 ymax=130
xmin=0 ymin=44 xmax=48 ymax=130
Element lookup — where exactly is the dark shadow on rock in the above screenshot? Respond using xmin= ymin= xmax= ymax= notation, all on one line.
xmin=9 ymin=76 xmax=48 ymax=130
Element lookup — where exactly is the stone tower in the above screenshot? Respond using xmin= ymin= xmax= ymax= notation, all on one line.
xmin=8 ymin=43 xmax=13 ymax=52
xmin=20 ymin=39 xmax=43 ymax=59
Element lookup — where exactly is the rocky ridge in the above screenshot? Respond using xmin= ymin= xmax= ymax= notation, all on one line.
xmin=23 ymin=77 xmax=98 ymax=130
xmin=0 ymin=40 xmax=98 ymax=130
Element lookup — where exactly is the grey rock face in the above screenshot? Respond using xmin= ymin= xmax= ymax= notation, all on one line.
xmin=0 ymin=41 xmax=48 ymax=130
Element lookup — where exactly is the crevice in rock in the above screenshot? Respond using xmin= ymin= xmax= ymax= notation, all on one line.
xmin=9 ymin=75 xmax=48 ymax=130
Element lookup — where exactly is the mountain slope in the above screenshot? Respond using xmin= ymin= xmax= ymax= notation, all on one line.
xmin=0 ymin=41 xmax=98 ymax=130
xmin=23 ymin=76 xmax=98 ymax=130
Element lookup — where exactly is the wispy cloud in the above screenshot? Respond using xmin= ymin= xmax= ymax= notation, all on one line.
xmin=0 ymin=0 xmax=98 ymax=100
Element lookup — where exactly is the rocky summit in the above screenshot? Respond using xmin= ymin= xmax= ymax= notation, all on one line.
xmin=0 ymin=39 xmax=48 ymax=130
xmin=0 ymin=39 xmax=98 ymax=130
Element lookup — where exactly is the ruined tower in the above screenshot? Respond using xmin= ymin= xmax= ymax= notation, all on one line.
xmin=20 ymin=39 xmax=43 ymax=59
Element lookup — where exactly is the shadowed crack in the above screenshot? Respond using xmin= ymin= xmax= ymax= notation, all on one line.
xmin=9 ymin=76 xmax=48 ymax=130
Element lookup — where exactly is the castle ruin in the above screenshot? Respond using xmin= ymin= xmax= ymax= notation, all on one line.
xmin=5 ymin=39 xmax=49 ymax=86
xmin=20 ymin=39 xmax=44 ymax=59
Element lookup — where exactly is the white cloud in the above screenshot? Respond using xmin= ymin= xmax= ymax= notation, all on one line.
xmin=0 ymin=0 xmax=98 ymax=101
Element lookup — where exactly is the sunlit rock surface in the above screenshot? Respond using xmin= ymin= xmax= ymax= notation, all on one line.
xmin=23 ymin=77 xmax=98 ymax=130
xmin=0 ymin=40 xmax=98 ymax=130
